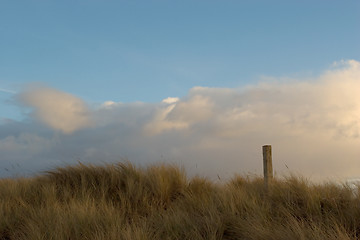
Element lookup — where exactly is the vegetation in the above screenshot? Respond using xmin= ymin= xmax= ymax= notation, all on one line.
xmin=0 ymin=162 xmax=359 ymax=240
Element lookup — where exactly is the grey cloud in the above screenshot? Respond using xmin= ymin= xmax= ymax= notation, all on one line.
xmin=1 ymin=60 xmax=360 ymax=182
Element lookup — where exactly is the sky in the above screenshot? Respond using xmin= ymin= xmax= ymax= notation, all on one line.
xmin=0 ymin=1 xmax=359 ymax=182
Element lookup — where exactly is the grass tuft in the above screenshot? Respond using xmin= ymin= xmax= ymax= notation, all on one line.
xmin=0 ymin=162 xmax=359 ymax=239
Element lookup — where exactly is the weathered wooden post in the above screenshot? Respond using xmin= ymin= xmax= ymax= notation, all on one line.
xmin=262 ymin=145 xmax=273 ymax=190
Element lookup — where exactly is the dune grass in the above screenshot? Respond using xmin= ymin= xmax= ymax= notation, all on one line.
xmin=0 ymin=162 xmax=359 ymax=240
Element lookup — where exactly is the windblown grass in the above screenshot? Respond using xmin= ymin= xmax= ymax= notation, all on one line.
xmin=0 ymin=162 xmax=359 ymax=239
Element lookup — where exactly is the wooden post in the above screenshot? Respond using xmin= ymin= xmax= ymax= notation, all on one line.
xmin=262 ymin=145 xmax=273 ymax=190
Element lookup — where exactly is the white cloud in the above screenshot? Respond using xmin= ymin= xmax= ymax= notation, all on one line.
xmin=101 ymin=101 xmax=117 ymax=108
xmin=162 ymin=97 xmax=179 ymax=104
xmin=145 ymin=95 xmax=214 ymax=135
xmin=144 ymin=103 xmax=188 ymax=135
xmin=1 ymin=60 xmax=360 ymax=182
xmin=166 ymin=94 xmax=213 ymax=125
xmin=17 ymin=85 xmax=93 ymax=134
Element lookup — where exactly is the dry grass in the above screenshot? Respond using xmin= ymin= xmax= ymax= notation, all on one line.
xmin=0 ymin=162 xmax=359 ymax=240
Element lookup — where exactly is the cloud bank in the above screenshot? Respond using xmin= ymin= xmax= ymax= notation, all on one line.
xmin=1 ymin=60 xmax=359 ymax=182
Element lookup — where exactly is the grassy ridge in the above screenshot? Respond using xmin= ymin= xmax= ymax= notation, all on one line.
xmin=0 ymin=162 xmax=359 ymax=240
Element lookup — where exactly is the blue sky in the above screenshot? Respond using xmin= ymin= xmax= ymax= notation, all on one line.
xmin=0 ymin=1 xmax=359 ymax=181
xmin=1 ymin=1 xmax=359 ymax=106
